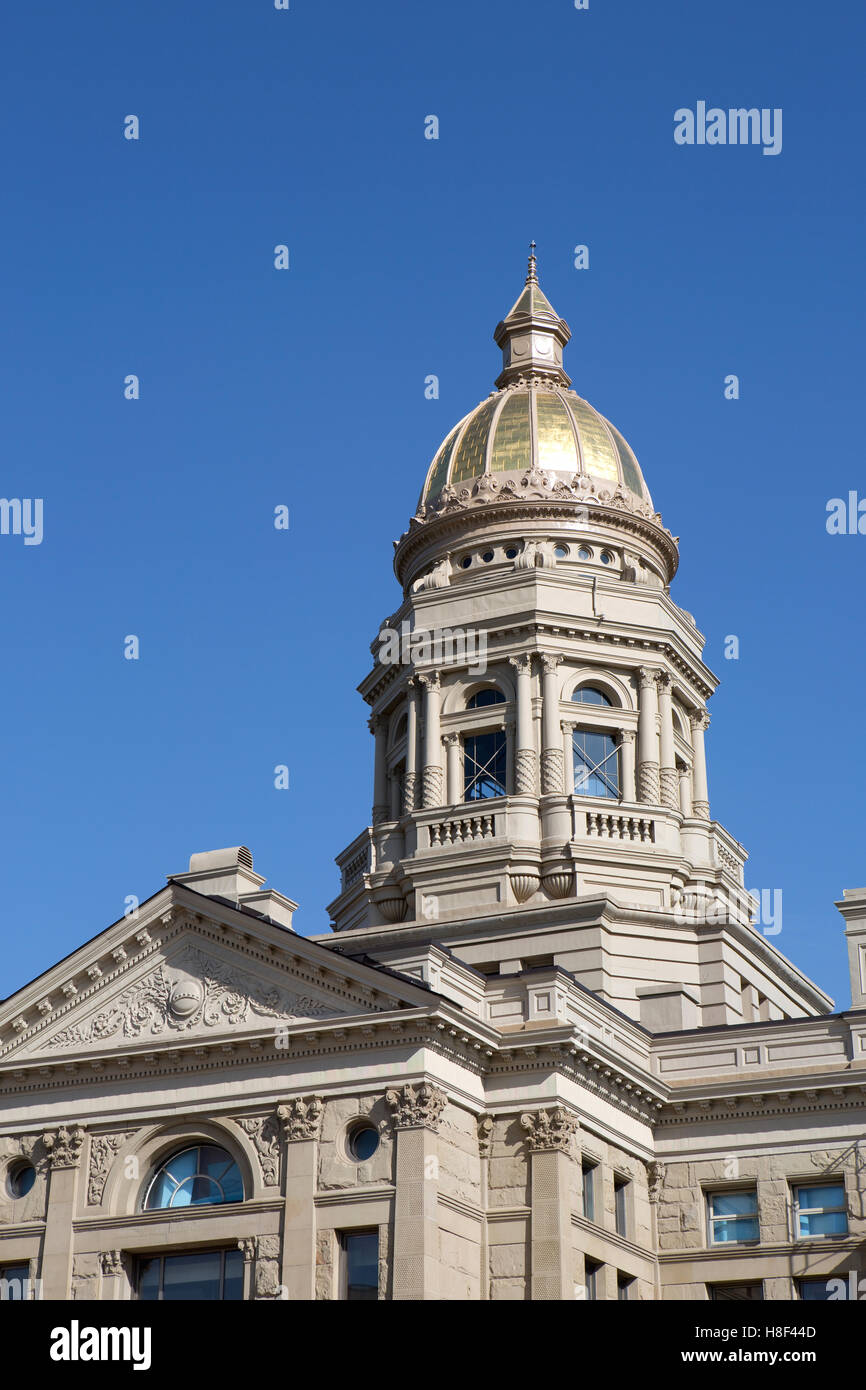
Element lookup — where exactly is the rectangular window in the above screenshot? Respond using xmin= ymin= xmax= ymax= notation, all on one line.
xmin=798 ymin=1276 xmax=852 ymax=1300
xmin=0 ymin=1265 xmax=30 ymax=1301
xmin=137 ymin=1248 xmax=244 ymax=1301
xmin=342 ymin=1230 xmax=379 ymax=1301
xmin=582 ymin=1160 xmax=597 ymax=1223
xmin=709 ymin=1282 xmax=764 ymax=1301
xmin=794 ymin=1183 xmax=848 ymax=1239
xmin=614 ymin=1176 xmax=629 ymax=1238
xmin=617 ymin=1272 xmax=634 ymax=1301
xmin=573 ymin=729 xmax=620 ymax=799
xmin=464 ymin=731 xmax=507 ymax=801
xmin=707 ymin=1190 xmax=759 ymax=1245
xmin=584 ymin=1259 xmax=601 ymax=1301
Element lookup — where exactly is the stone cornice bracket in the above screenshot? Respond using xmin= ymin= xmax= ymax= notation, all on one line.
xmin=277 ymin=1096 xmax=324 ymax=1143
xmin=42 ymin=1125 xmax=86 ymax=1169
xmin=646 ymin=1159 xmax=665 ymax=1203
xmin=385 ymin=1081 xmax=447 ymax=1132
xmin=520 ymin=1106 xmax=579 ymax=1154
xmin=477 ymin=1115 xmax=494 ymax=1158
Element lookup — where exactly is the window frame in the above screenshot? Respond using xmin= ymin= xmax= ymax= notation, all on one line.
xmin=572 ymin=725 xmax=621 ymax=800
xmin=583 ymin=1258 xmax=601 ymax=1301
xmin=706 ymin=1187 xmax=760 ymax=1247
xmin=463 ymin=727 xmax=507 ymax=802
xmin=339 ymin=1228 xmax=380 ymax=1302
xmin=141 ymin=1143 xmax=244 ymax=1213
xmin=614 ymin=1174 xmax=630 ymax=1239
xmin=792 ymin=1181 xmax=848 ymax=1240
xmin=135 ymin=1246 xmax=245 ymax=1302
xmin=581 ymin=1159 xmax=598 ymax=1224
xmin=0 ymin=1264 xmax=32 ymax=1301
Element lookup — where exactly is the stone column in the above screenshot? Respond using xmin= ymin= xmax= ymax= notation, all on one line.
xmin=40 ymin=1125 xmax=86 ymax=1298
xmin=690 ymin=710 xmax=711 ymax=819
xmin=509 ymin=654 xmax=538 ymax=794
xmin=370 ymin=716 xmax=389 ymax=825
xmin=656 ymin=672 xmax=679 ymax=809
xmin=386 ymin=1082 xmax=446 ymax=1300
xmin=277 ymin=1097 xmax=323 ymax=1301
xmin=444 ymin=733 xmax=462 ymax=805
xmin=678 ymin=764 xmax=692 ymax=817
xmin=520 ymin=1107 xmax=579 ymax=1300
xmin=403 ymin=679 xmax=419 ymax=814
xmin=562 ymin=721 xmax=575 ymax=795
xmin=637 ymin=667 xmax=660 ymax=803
xmin=540 ymin=655 xmax=564 ymax=794
xmin=419 ymin=674 xmax=443 ymax=808
xmin=620 ymin=729 xmax=636 ymax=802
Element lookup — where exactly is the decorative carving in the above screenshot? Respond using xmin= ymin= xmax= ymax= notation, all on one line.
xmin=477 ymin=1115 xmax=494 ymax=1158
xmin=646 ymin=1160 xmax=665 ymax=1203
xmin=541 ymin=748 xmax=564 ymax=795
xmin=638 ymin=666 xmax=660 ymax=691
xmin=42 ymin=1125 xmax=86 ymax=1169
xmin=514 ymin=747 xmax=538 ymax=796
xmin=377 ymin=893 xmax=408 ymax=924
xmin=237 ymin=1237 xmax=258 ymax=1262
xmin=690 ymin=708 xmax=711 ymax=733
xmin=43 ymin=945 xmax=340 ymax=1049
xmin=88 ymin=1132 xmax=131 ymax=1204
xmin=422 ymin=764 xmax=444 ymax=809
xmin=520 ymin=1107 xmax=578 ymax=1153
xmin=638 ymin=761 xmax=660 ymax=804
xmin=540 ymin=653 xmax=563 ymax=676
xmin=385 ymin=1081 xmax=447 ymax=1131
xmin=542 ymin=869 xmax=574 ymax=900
xmin=278 ymin=1096 xmax=324 ymax=1142
xmin=238 ymin=1113 xmax=281 ymax=1186
xmin=659 ymin=768 xmax=679 ymax=809
xmin=402 ymin=771 xmax=417 ymax=816
xmin=510 ymin=872 xmax=540 ymax=903
xmin=315 ymin=1230 xmax=334 ymax=1301
xmin=99 ymin=1250 xmax=125 ymax=1279
xmin=413 ymin=557 xmax=451 ymax=591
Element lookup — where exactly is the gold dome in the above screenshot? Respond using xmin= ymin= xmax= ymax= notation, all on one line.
xmin=420 ymin=383 xmax=651 ymax=510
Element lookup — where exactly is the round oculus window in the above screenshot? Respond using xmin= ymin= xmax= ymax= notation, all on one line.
xmin=482 ymin=550 xmax=495 ymax=563
xmin=8 ymin=1163 xmax=36 ymax=1199
xmin=554 ymin=544 xmax=569 ymax=559
xmin=600 ymin=552 xmax=613 ymax=565
xmin=577 ymin=547 xmax=591 ymax=560
xmin=460 ymin=556 xmax=472 ymax=569
xmin=348 ymin=1124 xmax=379 ymax=1162
xmin=504 ymin=546 xmax=519 ymax=559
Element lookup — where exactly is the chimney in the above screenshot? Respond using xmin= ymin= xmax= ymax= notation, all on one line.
xmin=169 ymin=846 xmax=298 ymax=931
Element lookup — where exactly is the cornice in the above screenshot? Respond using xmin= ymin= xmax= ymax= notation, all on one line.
xmin=656 ymin=1079 xmax=866 ymax=1126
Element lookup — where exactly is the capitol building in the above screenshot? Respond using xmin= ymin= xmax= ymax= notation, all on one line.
xmin=1 ymin=254 xmax=865 ymax=1302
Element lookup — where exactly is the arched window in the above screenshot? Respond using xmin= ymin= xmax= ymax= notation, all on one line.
xmin=143 ymin=1145 xmax=243 ymax=1211
xmin=572 ymin=686 xmax=613 ymax=707
xmin=467 ymin=688 xmax=506 ymax=709
xmin=573 ymin=729 xmax=620 ymax=799
xmin=464 ymin=731 xmax=507 ymax=800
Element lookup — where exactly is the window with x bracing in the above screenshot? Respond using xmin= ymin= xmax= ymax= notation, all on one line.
xmin=464 ymin=731 xmax=506 ymax=800
xmin=573 ymin=728 xmax=620 ymax=799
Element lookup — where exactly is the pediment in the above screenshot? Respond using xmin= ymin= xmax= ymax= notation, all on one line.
xmin=1 ymin=895 xmax=426 ymax=1065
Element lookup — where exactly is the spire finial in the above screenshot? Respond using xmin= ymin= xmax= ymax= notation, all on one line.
xmin=527 ymin=241 xmax=538 ymax=283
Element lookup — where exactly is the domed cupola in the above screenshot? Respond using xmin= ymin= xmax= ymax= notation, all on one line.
xmin=396 ymin=248 xmax=678 ymax=594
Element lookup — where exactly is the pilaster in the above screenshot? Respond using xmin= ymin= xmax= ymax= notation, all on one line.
xmin=386 ymin=1082 xmax=446 ymax=1300
xmin=277 ymin=1096 xmax=323 ymax=1300
xmin=521 ymin=1107 xmax=579 ymax=1300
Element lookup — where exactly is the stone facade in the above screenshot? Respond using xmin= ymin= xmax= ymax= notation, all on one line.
xmin=1 ymin=263 xmax=864 ymax=1302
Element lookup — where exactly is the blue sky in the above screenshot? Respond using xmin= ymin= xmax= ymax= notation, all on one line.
xmin=1 ymin=0 xmax=863 ymax=1010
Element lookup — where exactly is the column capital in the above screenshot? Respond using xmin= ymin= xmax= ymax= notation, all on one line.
xmin=540 ymin=653 xmax=563 ymax=676
xmin=99 ymin=1250 xmax=125 ymax=1278
xmin=520 ymin=1106 xmax=579 ymax=1154
xmin=42 ymin=1125 xmax=86 ymax=1170
xmin=277 ymin=1096 xmax=324 ymax=1143
xmin=655 ymin=669 xmax=673 ymax=692
xmin=638 ymin=665 xmax=661 ymax=690
xmin=647 ymin=1160 xmax=666 ymax=1204
xmin=417 ymin=671 xmax=441 ymax=693
xmin=560 ymin=718 xmax=576 ymax=735
xmin=443 ymin=731 xmax=460 ymax=746
xmin=385 ymin=1081 xmax=447 ymax=1132
xmin=508 ymin=653 xmax=533 ymax=674
xmin=368 ymin=714 xmax=386 ymax=736
xmin=620 ymin=728 xmax=636 ymax=745
xmin=237 ymin=1237 xmax=258 ymax=1263
xmin=690 ymin=708 xmax=711 ymax=732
